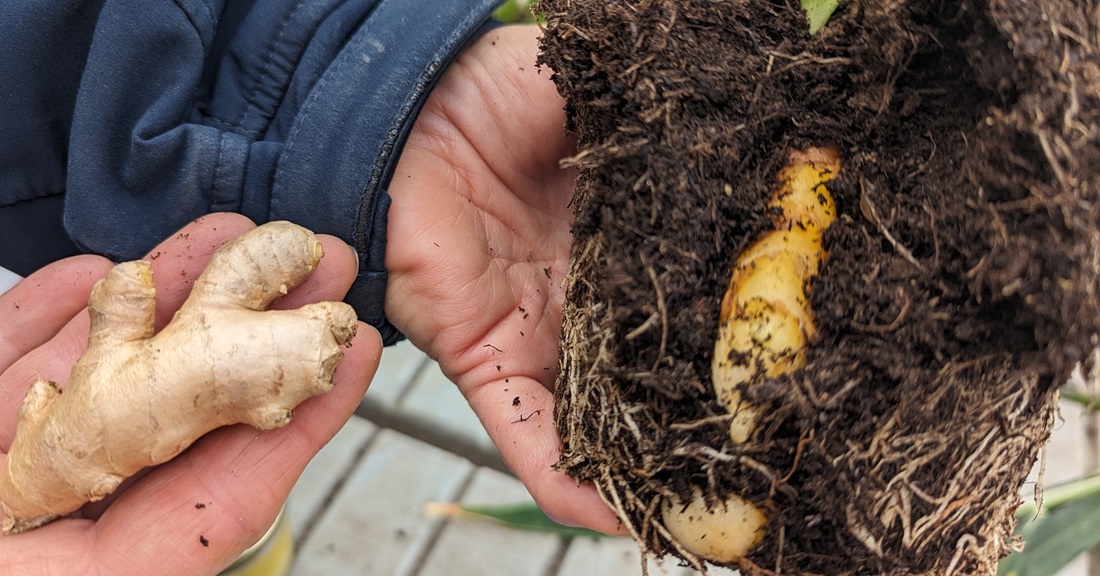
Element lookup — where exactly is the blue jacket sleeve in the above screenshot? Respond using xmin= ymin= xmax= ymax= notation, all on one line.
xmin=0 ymin=1 xmax=105 ymax=274
xmin=0 ymin=0 xmax=504 ymax=346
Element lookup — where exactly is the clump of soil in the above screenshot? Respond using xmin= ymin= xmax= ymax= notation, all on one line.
xmin=539 ymin=0 xmax=1100 ymax=574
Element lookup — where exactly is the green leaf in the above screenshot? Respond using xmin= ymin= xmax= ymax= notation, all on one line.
xmin=425 ymin=501 xmax=611 ymax=540
xmin=999 ymin=474 xmax=1100 ymax=576
xmin=493 ymin=2 xmax=522 ymax=23
xmin=801 ymin=0 xmax=839 ymax=35
xmin=1059 ymin=390 xmax=1100 ymax=412
xmin=494 ymin=0 xmax=536 ymax=24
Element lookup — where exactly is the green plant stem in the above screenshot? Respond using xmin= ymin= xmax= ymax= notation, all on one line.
xmin=1061 ymin=390 xmax=1100 ymax=412
xmin=425 ymin=501 xmax=610 ymax=540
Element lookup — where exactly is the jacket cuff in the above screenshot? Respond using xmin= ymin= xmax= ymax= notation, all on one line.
xmin=269 ymin=0 xmax=503 ymax=345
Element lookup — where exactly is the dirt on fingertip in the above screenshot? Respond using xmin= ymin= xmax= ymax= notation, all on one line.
xmin=538 ymin=0 xmax=1100 ymax=574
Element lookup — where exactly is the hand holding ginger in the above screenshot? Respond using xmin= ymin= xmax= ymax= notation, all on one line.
xmin=1 ymin=218 xmax=356 ymax=534
xmin=0 ymin=220 xmax=359 ymax=534
xmin=0 ymin=214 xmax=379 ymax=574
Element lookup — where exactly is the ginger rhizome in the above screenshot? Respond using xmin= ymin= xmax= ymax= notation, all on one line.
xmin=713 ymin=146 xmax=839 ymax=445
xmin=663 ymin=147 xmax=840 ymax=563
xmin=0 ymin=221 xmax=358 ymax=534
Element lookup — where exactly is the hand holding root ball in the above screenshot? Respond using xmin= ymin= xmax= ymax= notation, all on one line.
xmin=383 ymin=24 xmax=624 ymax=535
xmin=0 ymin=214 xmax=381 ymax=575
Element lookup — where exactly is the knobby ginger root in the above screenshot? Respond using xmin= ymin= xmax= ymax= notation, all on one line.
xmin=662 ymin=147 xmax=840 ymax=563
xmin=0 ymin=221 xmax=358 ymax=534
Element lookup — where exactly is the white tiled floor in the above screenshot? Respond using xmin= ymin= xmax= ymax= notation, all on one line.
xmin=293 ymin=429 xmax=474 ymax=576
xmin=416 ymin=468 xmax=564 ymax=576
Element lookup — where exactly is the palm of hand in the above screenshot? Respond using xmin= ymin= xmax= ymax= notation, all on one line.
xmin=385 ymin=25 xmax=622 ymax=533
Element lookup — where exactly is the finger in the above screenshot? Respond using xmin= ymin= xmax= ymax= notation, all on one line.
xmin=0 ymin=215 xmax=259 ymax=447
xmin=464 ymin=376 xmax=627 ymax=535
xmin=272 ymin=234 xmax=358 ymax=311
xmin=142 ymin=213 xmax=258 ymax=328
xmin=0 ymin=519 xmax=97 ymax=574
xmin=0 ymin=255 xmax=114 ymax=370
xmin=0 ymin=329 xmax=91 ymax=448
xmin=5 ymin=213 xmax=256 ymax=383
xmin=0 ymin=256 xmax=117 ymax=437
xmin=0 ymin=325 xmax=380 ymax=576
xmin=139 ymin=216 xmax=356 ymax=319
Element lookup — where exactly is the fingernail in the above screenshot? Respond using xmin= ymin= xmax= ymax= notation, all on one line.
xmin=349 ymin=244 xmax=361 ymax=277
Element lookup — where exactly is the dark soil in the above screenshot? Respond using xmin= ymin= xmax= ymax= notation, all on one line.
xmin=539 ymin=1 xmax=1100 ymax=575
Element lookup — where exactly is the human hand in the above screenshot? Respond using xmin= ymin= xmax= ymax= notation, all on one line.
xmin=0 ymin=213 xmax=380 ymax=575
xmin=385 ymin=25 xmax=624 ymax=534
